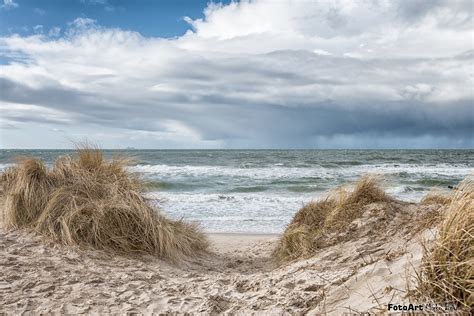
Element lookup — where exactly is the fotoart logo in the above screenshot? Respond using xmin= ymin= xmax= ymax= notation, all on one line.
xmin=387 ymin=302 xmax=459 ymax=313
xmin=387 ymin=303 xmax=423 ymax=312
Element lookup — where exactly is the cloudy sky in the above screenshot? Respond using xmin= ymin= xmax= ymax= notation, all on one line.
xmin=0 ymin=0 xmax=473 ymax=149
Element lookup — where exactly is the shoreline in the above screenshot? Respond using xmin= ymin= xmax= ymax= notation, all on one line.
xmin=207 ymin=233 xmax=279 ymax=255
xmin=207 ymin=232 xmax=280 ymax=238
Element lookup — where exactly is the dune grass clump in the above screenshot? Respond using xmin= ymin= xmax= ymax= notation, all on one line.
xmin=0 ymin=147 xmax=208 ymax=259
xmin=273 ymin=175 xmax=392 ymax=261
xmin=412 ymin=189 xmax=453 ymax=232
xmin=1 ymin=159 xmax=54 ymax=227
xmin=415 ymin=177 xmax=473 ymax=310
xmin=420 ymin=189 xmax=452 ymax=207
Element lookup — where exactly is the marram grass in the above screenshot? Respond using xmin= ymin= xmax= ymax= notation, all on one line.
xmin=273 ymin=175 xmax=391 ymax=261
xmin=414 ymin=177 xmax=473 ymax=311
xmin=420 ymin=188 xmax=452 ymax=207
xmin=0 ymin=147 xmax=208 ymax=259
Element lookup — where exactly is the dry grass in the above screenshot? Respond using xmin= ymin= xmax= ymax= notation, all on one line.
xmin=420 ymin=188 xmax=452 ymax=206
xmin=414 ymin=176 xmax=473 ymax=311
xmin=411 ymin=189 xmax=453 ymax=233
xmin=273 ymin=175 xmax=392 ymax=261
xmin=0 ymin=146 xmax=208 ymax=259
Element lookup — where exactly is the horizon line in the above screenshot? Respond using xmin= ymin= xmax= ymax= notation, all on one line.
xmin=1 ymin=148 xmax=473 ymax=151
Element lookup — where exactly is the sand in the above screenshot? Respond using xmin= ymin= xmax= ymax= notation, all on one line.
xmin=0 ymin=221 xmax=426 ymax=314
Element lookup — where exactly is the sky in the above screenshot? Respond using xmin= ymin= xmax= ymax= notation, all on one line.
xmin=0 ymin=0 xmax=473 ymax=149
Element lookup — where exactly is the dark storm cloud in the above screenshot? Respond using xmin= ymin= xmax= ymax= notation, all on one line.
xmin=181 ymin=100 xmax=473 ymax=141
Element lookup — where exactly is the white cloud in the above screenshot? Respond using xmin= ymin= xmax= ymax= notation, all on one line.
xmin=0 ymin=102 xmax=72 ymax=124
xmin=1 ymin=0 xmax=18 ymax=10
xmin=179 ymin=0 xmax=472 ymax=58
xmin=68 ymin=17 xmax=97 ymax=29
xmin=0 ymin=0 xmax=473 ymax=148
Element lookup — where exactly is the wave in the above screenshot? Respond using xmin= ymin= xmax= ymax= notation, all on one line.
xmin=286 ymin=185 xmax=324 ymax=193
xmin=0 ymin=163 xmax=12 ymax=170
xmin=147 ymin=184 xmax=430 ymax=233
xmin=227 ymin=186 xmax=269 ymax=193
xmin=142 ymin=180 xmax=206 ymax=191
xmin=145 ymin=191 xmax=313 ymax=204
xmin=182 ymin=216 xmax=291 ymax=222
xmin=409 ymin=178 xmax=460 ymax=187
xmin=128 ymin=163 xmax=472 ymax=180
xmin=146 ymin=191 xmax=307 ymax=233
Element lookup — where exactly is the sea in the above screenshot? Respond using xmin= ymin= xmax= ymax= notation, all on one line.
xmin=0 ymin=150 xmax=472 ymax=234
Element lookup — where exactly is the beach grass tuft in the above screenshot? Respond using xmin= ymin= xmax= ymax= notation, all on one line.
xmin=0 ymin=146 xmax=208 ymax=259
xmin=420 ymin=188 xmax=452 ymax=206
xmin=273 ymin=175 xmax=392 ymax=261
xmin=414 ymin=176 xmax=473 ymax=310
xmin=412 ymin=188 xmax=452 ymax=232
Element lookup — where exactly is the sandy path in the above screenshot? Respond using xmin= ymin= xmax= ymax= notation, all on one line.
xmin=0 ymin=225 xmax=423 ymax=314
xmin=0 ymin=230 xmax=284 ymax=314
xmin=1 ymin=199 xmax=438 ymax=314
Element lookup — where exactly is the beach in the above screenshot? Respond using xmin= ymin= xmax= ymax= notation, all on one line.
xmin=1 ymin=0 xmax=472 ymax=312
xmin=1 ymin=0 xmax=473 ymax=312
xmin=0 ymin=207 xmax=430 ymax=314
xmin=0 ymin=149 xmax=471 ymax=314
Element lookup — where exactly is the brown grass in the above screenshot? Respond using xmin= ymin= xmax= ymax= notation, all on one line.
xmin=411 ymin=189 xmax=453 ymax=233
xmin=273 ymin=175 xmax=392 ymax=261
xmin=0 ymin=146 xmax=208 ymax=259
xmin=414 ymin=176 xmax=473 ymax=311
xmin=420 ymin=188 xmax=452 ymax=206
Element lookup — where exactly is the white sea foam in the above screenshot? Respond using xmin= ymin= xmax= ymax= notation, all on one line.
xmin=7 ymin=158 xmax=468 ymax=182
xmin=146 ymin=186 xmax=424 ymax=233
xmin=0 ymin=163 xmax=12 ymax=170
xmin=146 ymin=191 xmax=311 ymax=233
xmin=142 ymin=155 xmax=460 ymax=231
xmin=129 ymin=163 xmax=472 ymax=179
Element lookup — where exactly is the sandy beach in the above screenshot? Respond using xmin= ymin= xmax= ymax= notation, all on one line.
xmin=0 ymin=150 xmax=470 ymax=314
xmin=1 ymin=0 xmax=472 ymax=312
xmin=0 ymin=221 xmax=425 ymax=314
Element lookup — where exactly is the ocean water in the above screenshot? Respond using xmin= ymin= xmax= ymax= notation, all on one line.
xmin=0 ymin=150 xmax=472 ymax=233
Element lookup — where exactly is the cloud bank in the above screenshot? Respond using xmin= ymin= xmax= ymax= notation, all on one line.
xmin=0 ymin=0 xmax=473 ymax=148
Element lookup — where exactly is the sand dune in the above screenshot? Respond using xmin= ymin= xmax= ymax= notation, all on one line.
xmin=0 ymin=214 xmax=426 ymax=314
